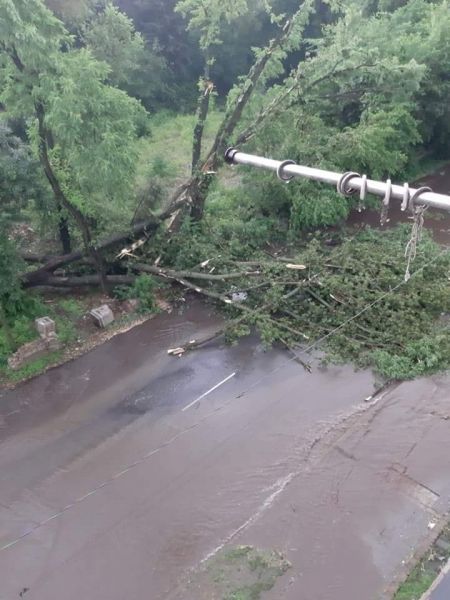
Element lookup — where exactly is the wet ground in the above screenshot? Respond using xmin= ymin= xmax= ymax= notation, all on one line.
xmin=1 ymin=166 xmax=450 ymax=600
xmin=431 ymin=573 xmax=450 ymax=600
xmin=0 ymin=300 xmax=449 ymax=600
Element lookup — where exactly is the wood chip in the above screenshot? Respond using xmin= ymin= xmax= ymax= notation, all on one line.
xmin=168 ymin=347 xmax=186 ymax=356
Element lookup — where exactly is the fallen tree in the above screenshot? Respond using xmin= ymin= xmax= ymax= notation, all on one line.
xmin=16 ymin=216 xmax=450 ymax=381
xmin=132 ymin=227 xmax=450 ymax=381
xmin=21 ymin=198 xmax=186 ymax=287
xmin=36 ymin=275 xmax=136 ymax=288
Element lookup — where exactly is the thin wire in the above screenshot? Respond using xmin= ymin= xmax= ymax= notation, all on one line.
xmin=299 ymin=245 xmax=450 ymax=355
xmin=1 ymin=246 xmax=449 ymax=554
xmin=236 ymin=245 xmax=450 ymax=390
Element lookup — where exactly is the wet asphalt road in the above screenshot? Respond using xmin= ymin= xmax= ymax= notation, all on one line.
xmin=430 ymin=565 xmax=450 ymax=600
xmin=432 ymin=579 xmax=450 ymax=600
xmin=1 ymin=300 xmax=450 ymax=600
xmin=2 ymin=166 xmax=450 ymax=600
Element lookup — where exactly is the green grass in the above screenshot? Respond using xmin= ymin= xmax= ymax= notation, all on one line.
xmin=57 ymin=298 xmax=85 ymax=319
xmin=2 ymin=351 xmax=63 ymax=383
xmin=135 ymin=110 xmax=223 ymax=200
xmin=394 ymin=568 xmax=435 ymax=600
xmin=0 ymin=295 xmax=81 ymax=384
xmin=394 ymin=526 xmax=450 ymax=600
xmin=201 ymin=546 xmax=290 ymax=600
xmin=224 ymin=582 xmax=274 ymax=600
xmin=404 ymin=155 xmax=449 ymax=183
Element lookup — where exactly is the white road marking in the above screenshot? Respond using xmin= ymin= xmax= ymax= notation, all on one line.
xmin=182 ymin=372 xmax=237 ymax=412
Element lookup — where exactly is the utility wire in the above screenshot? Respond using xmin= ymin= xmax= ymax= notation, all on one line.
xmin=1 ymin=246 xmax=449 ymax=554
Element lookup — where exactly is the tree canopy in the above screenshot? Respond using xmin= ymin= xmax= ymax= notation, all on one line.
xmin=0 ymin=0 xmax=449 ymax=382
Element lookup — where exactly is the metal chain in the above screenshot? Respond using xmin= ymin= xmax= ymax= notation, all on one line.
xmin=404 ymin=187 xmax=432 ymax=282
xmin=380 ymin=179 xmax=392 ymax=226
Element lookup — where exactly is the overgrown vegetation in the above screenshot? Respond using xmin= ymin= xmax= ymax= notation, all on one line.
xmin=114 ymin=274 xmax=160 ymax=313
xmin=142 ymin=222 xmax=450 ymax=380
xmin=0 ymin=0 xmax=450 ymax=383
xmin=394 ymin=525 xmax=450 ymax=600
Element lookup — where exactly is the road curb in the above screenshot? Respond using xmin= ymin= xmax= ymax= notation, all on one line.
xmin=420 ymin=559 xmax=450 ymax=600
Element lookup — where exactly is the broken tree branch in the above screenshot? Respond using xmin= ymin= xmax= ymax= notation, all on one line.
xmin=29 ymin=275 xmax=136 ymax=288
xmin=21 ymin=199 xmax=187 ymax=287
xmin=133 ymin=263 xmax=262 ymax=282
xmin=145 ymin=264 xmax=311 ymax=355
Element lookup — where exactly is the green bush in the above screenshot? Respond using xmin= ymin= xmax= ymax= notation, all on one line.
xmin=114 ymin=274 xmax=159 ymax=313
xmin=150 ymin=156 xmax=172 ymax=178
xmin=290 ymin=184 xmax=350 ymax=232
xmin=372 ymin=332 xmax=450 ymax=380
xmin=133 ymin=274 xmax=158 ymax=312
xmin=0 ymin=315 xmax=36 ymax=366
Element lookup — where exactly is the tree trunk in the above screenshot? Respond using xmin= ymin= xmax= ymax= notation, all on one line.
xmin=189 ymin=172 xmax=214 ymax=222
xmin=43 ymin=274 xmax=135 ymax=288
xmin=191 ymin=60 xmax=212 ymax=174
xmin=21 ymin=202 xmax=186 ymax=286
xmin=26 ymin=274 xmax=136 ymax=289
xmin=34 ymin=101 xmax=108 ymax=293
xmin=133 ymin=263 xmax=261 ymax=281
xmin=58 ymin=212 xmax=72 ymax=254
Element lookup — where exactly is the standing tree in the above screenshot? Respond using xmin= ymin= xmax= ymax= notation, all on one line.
xmin=172 ymin=0 xmax=317 ymax=220
xmin=0 ymin=0 xmax=144 ymax=288
xmin=5 ymin=0 xmax=319 ymax=284
xmin=82 ymin=3 xmax=170 ymax=111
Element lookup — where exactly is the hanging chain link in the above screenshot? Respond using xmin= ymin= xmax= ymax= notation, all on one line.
xmin=404 ymin=187 xmax=432 ymax=282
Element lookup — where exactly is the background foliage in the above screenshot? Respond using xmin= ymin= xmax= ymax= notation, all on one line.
xmin=0 ymin=0 xmax=449 ymax=381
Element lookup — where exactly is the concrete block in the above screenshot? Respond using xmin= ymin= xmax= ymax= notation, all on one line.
xmin=90 ymin=305 xmax=115 ymax=328
xmin=35 ymin=317 xmax=56 ymax=339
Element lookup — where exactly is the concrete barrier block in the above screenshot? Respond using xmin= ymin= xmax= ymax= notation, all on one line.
xmin=90 ymin=305 xmax=115 ymax=328
xmin=35 ymin=317 xmax=56 ymax=339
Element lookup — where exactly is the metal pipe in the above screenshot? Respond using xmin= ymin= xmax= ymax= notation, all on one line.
xmin=224 ymin=148 xmax=450 ymax=212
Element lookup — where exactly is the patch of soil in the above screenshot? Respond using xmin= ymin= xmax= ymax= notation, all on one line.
xmin=184 ymin=546 xmax=291 ymax=600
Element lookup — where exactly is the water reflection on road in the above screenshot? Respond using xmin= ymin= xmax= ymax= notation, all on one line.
xmin=0 ymin=165 xmax=449 ymax=600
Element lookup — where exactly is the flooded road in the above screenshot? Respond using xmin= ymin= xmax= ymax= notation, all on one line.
xmin=0 ymin=300 xmax=449 ymax=600
xmin=0 ymin=165 xmax=450 ymax=600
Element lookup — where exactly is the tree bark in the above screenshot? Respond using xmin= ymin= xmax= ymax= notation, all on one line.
xmin=58 ymin=213 xmax=72 ymax=254
xmin=187 ymin=172 xmax=215 ymax=221
xmin=34 ymin=101 xmax=108 ymax=293
xmin=27 ymin=274 xmax=135 ymax=288
xmin=133 ymin=263 xmax=261 ymax=282
xmin=191 ymin=60 xmax=213 ymax=174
